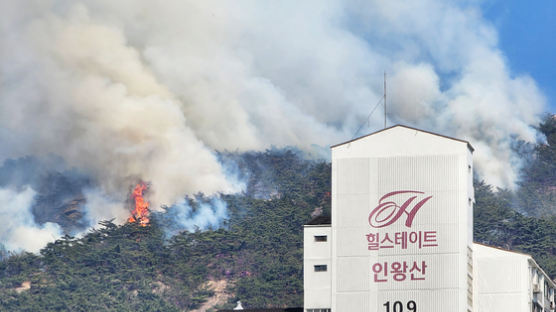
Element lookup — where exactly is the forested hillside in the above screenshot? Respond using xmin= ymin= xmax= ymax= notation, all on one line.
xmin=0 ymin=150 xmax=330 ymax=311
xmin=474 ymin=115 xmax=556 ymax=276
xmin=0 ymin=116 xmax=555 ymax=311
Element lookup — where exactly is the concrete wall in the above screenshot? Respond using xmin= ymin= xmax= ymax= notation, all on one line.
xmin=331 ymin=126 xmax=473 ymax=312
xmin=473 ymin=244 xmax=529 ymax=311
xmin=474 ymin=243 xmax=556 ymax=312
xmin=303 ymin=126 xmax=556 ymax=312
xmin=304 ymin=225 xmax=332 ymax=310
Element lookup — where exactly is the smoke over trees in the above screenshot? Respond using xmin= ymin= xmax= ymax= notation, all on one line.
xmin=0 ymin=139 xmax=554 ymax=310
xmin=0 ymin=1 xmax=551 ymax=252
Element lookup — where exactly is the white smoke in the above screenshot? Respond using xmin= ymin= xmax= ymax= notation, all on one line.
xmin=82 ymin=188 xmax=130 ymax=227
xmin=168 ymin=197 xmax=229 ymax=233
xmin=0 ymin=2 xmax=241 ymax=209
xmin=0 ymin=0 xmax=548 ymax=251
xmin=0 ymin=187 xmax=63 ymax=253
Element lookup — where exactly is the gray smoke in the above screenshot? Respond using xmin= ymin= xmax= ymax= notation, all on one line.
xmin=0 ymin=0 xmax=547 ymax=252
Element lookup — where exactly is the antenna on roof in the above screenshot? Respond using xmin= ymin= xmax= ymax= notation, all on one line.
xmin=351 ymin=73 xmax=387 ymax=139
xmin=384 ymin=71 xmax=387 ymax=129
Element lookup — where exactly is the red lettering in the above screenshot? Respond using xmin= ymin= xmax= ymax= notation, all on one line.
xmin=368 ymin=191 xmax=432 ymax=228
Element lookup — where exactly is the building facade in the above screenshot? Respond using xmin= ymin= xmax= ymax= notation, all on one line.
xmin=304 ymin=216 xmax=332 ymax=312
xmin=304 ymin=125 xmax=555 ymax=312
xmin=474 ymin=243 xmax=555 ymax=312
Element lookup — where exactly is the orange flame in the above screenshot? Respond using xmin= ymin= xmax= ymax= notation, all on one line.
xmin=128 ymin=183 xmax=150 ymax=226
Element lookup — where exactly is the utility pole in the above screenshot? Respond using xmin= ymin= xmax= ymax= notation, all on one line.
xmin=384 ymin=71 xmax=387 ymax=129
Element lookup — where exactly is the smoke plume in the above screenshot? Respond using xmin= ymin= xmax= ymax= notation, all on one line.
xmin=0 ymin=187 xmax=62 ymax=253
xmin=0 ymin=1 xmax=547 ymax=251
xmin=159 ymin=196 xmax=229 ymax=236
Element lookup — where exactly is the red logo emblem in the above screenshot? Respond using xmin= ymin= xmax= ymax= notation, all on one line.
xmin=368 ymin=191 xmax=432 ymax=228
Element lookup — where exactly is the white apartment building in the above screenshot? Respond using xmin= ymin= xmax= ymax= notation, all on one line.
xmin=474 ymin=243 xmax=555 ymax=312
xmin=304 ymin=125 xmax=555 ymax=312
xmin=304 ymin=216 xmax=332 ymax=312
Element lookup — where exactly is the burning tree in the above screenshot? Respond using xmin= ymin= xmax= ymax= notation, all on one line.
xmin=128 ymin=183 xmax=150 ymax=226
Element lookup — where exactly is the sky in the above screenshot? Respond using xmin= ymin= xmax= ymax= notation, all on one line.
xmin=482 ymin=0 xmax=556 ymax=113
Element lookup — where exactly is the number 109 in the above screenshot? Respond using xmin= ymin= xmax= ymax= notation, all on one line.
xmin=383 ymin=300 xmax=416 ymax=312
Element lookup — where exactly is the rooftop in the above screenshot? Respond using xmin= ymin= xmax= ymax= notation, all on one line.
xmin=304 ymin=215 xmax=331 ymax=226
xmin=218 ymin=308 xmax=303 ymax=312
xmin=474 ymin=242 xmax=556 ymax=287
xmin=331 ymin=124 xmax=474 ymax=152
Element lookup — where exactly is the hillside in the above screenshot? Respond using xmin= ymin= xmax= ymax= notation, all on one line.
xmin=0 ymin=149 xmax=330 ymax=311
xmin=0 ymin=116 xmax=555 ymax=311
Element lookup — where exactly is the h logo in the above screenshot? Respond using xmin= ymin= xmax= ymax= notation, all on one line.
xmin=368 ymin=191 xmax=432 ymax=228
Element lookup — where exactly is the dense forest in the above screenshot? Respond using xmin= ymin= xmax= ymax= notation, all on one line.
xmin=0 ymin=115 xmax=554 ymax=311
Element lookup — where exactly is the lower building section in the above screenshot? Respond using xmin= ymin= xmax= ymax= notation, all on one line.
xmin=304 ymin=228 xmax=556 ymax=312
xmin=304 ymin=223 xmax=332 ymax=311
xmin=474 ymin=243 xmax=555 ymax=312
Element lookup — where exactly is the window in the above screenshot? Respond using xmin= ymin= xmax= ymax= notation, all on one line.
xmin=314 ymin=265 xmax=327 ymax=272
xmin=314 ymin=235 xmax=327 ymax=242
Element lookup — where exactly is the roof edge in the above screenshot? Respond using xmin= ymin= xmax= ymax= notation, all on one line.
xmin=303 ymin=224 xmax=331 ymax=228
xmin=331 ymin=124 xmax=474 ymax=152
xmin=473 ymin=242 xmax=531 ymax=257
xmin=304 ymin=215 xmax=331 ymax=226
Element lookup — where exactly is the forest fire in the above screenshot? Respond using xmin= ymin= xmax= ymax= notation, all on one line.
xmin=128 ymin=183 xmax=150 ymax=226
